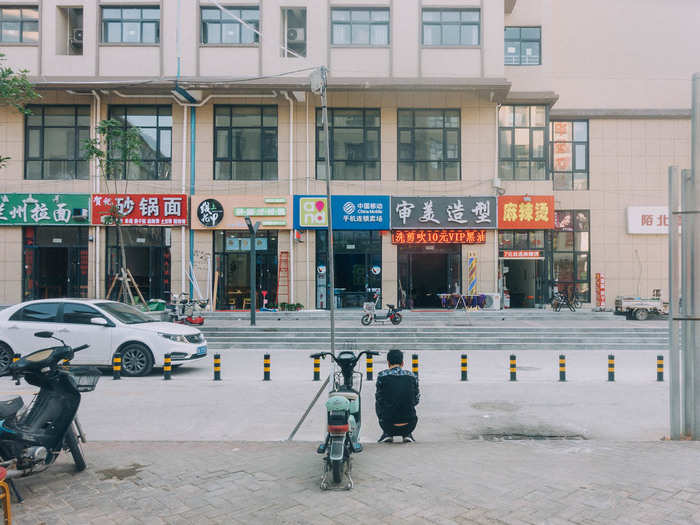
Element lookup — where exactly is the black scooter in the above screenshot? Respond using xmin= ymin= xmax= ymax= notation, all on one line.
xmin=0 ymin=331 xmax=100 ymax=501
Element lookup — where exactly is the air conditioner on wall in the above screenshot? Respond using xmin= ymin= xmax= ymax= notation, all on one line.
xmin=71 ymin=28 xmax=83 ymax=45
xmin=482 ymin=293 xmax=501 ymax=310
xmin=287 ymin=28 xmax=305 ymax=43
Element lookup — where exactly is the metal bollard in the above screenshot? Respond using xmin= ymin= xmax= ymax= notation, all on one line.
xmin=263 ymin=353 xmax=270 ymax=381
xmin=313 ymin=357 xmax=320 ymax=381
xmin=112 ymin=353 xmax=121 ymax=380
xmin=163 ymin=354 xmax=172 ymax=380
xmin=657 ymin=355 xmax=664 ymax=382
xmin=608 ymin=354 xmax=615 ymax=382
xmin=213 ymin=353 xmax=221 ymax=381
xmin=461 ymin=354 xmax=468 ymax=381
xmin=411 ymin=354 xmax=419 ymax=378
xmin=366 ymin=354 xmax=373 ymax=381
xmin=12 ymin=353 xmax=20 ymax=385
xmin=559 ymin=354 xmax=566 ymax=382
xmin=509 ymin=354 xmax=517 ymax=381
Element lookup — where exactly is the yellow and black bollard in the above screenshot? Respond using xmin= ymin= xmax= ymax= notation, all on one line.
xmin=163 ymin=354 xmax=172 ymax=380
xmin=366 ymin=354 xmax=373 ymax=381
xmin=214 ymin=353 xmax=221 ymax=381
xmin=657 ymin=355 xmax=664 ymax=382
xmin=112 ymin=353 xmax=121 ymax=380
xmin=461 ymin=354 xmax=468 ymax=381
xmin=263 ymin=353 xmax=271 ymax=381
xmin=411 ymin=354 xmax=419 ymax=378
xmin=608 ymin=354 xmax=615 ymax=382
xmin=559 ymin=354 xmax=566 ymax=382
xmin=509 ymin=354 xmax=517 ymax=381
xmin=313 ymin=356 xmax=320 ymax=381
xmin=12 ymin=353 xmax=20 ymax=385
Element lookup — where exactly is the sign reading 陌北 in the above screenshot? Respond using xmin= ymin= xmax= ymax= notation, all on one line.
xmin=0 ymin=193 xmax=90 ymax=225
xmin=497 ymin=195 xmax=555 ymax=229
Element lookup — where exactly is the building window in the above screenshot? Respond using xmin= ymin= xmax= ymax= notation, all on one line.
xmin=553 ymin=210 xmax=590 ymax=303
xmin=107 ymin=106 xmax=172 ymax=180
xmin=25 ymin=106 xmax=90 ymax=180
xmin=0 ymin=6 xmax=38 ymax=43
xmin=331 ymin=8 xmax=389 ymax=46
xmin=550 ymin=120 xmax=588 ymax=191
xmin=498 ymin=230 xmax=545 ymax=251
xmin=498 ymin=105 xmax=547 ymax=181
xmin=398 ymin=109 xmax=460 ymax=181
xmin=214 ymin=105 xmax=278 ymax=181
xmin=201 ymin=6 xmax=259 ymax=44
xmin=504 ymin=27 xmax=541 ymax=65
xmin=102 ymin=7 xmax=160 ymax=44
xmin=281 ymin=8 xmax=306 ymax=57
xmin=422 ymin=9 xmax=479 ymax=46
xmin=316 ymin=109 xmax=380 ymax=181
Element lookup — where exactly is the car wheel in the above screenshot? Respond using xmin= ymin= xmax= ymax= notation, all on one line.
xmin=0 ymin=342 xmax=13 ymax=376
xmin=634 ymin=309 xmax=649 ymax=321
xmin=120 ymin=344 xmax=154 ymax=377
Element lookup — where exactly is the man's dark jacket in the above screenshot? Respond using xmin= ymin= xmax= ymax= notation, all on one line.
xmin=375 ymin=367 xmax=420 ymax=423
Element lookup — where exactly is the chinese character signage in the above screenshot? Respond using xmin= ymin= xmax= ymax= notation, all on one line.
xmin=190 ymin=196 xmax=291 ymax=230
xmin=293 ymin=195 xmax=390 ymax=230
xmin=391 ymin=230 xmax=487 ymax=245
xmin=390 ymin=196 xmax=497 ymax=229
xmin=497 ymin=195 xmax=555 ymax=230
xmin=92 ymin=194 xmax=187 ymax=226
xmin=501 ymin=250 xmax=543 ymax=259
xmin=0 ymin=193 xmax=90 ymax=226
xmin=627 ymin=206 xmax=669 ymax=234
xmin=196 ymin=199 xmax=224 ymax=227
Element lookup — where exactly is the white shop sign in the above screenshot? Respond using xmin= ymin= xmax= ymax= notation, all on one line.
xmin=627 ymin=206 xmax=669 ymax=234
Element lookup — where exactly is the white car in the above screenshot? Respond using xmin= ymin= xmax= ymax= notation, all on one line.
xmin=0 ymin=299 xmax=207 ymax=376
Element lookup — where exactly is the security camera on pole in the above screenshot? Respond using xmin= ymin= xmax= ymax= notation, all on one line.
xmin=245 ymin=216 xmax=261 ymax=326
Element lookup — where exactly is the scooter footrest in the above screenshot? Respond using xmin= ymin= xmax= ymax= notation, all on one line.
xmin=317 ymin=443 xmax=327 ymax=454
xmin=351 ymin=442 xmax=363 ymax=453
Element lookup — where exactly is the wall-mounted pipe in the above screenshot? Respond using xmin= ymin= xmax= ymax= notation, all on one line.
xmin=282 ymin=91 xmax=295 ymax=304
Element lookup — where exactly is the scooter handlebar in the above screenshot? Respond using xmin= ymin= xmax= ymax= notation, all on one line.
xmin=73 ymin=344 xmax=89 ymax=352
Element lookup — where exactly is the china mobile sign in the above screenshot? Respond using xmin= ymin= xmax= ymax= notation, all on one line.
xmin=91 ymin=194 xmax=187 ymax=226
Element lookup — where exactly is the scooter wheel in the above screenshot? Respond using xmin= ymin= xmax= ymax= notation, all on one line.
xmin=64 ymin=424 xmax=86 ymax=472
xmin=390 ymin=313 xmax=402 ymax=325
xmin=331 ymin=459 xmax=343 ymax=484
xmin=361 ymin=314 xmax=372 ymax=326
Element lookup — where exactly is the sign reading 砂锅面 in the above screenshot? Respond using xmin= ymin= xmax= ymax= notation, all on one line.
xmin=92 ymin=194 xmax=187 ymax=226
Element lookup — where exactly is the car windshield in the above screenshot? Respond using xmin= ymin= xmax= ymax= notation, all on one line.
xmin=95 ymin=302 xmax=156 ymax=324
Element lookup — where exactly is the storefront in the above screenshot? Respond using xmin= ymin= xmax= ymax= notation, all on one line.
xmin=294 ymin=195 xmax=389 ymax=309
xmin=391 ymin=196 xmax=497 ymax=309
xmin=191 ymin=195 xmax=291 ymax=310
xmin=92 ymin=193 xmax=187 ymax=301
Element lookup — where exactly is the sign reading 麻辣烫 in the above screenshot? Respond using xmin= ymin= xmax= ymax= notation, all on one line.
xmin=0 ymin=193 xmax=90 ymax=226
xmin=497 ymin=195 xmax=555 ymax=230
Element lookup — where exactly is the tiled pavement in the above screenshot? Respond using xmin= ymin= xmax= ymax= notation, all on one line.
xmin=11 ymin=439 xmax=700 ymax=525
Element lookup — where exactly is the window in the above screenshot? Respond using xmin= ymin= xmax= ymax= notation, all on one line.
xmin=102 ymin=7 xmax=160 ymax=44
xmin=550 ymin=120 xmax=588 ymax=191
xmin=214 ymin=106 xmax=277 ymax=181
xmin=25 ymin=106 xmax=90 ymax=180
xmin=281 ymin=8 xmax=306 ymax=57
xmin=316 ymin=109 xmax=380 ymax=181
xmin=0 ymin=7 xmax=38 ymax=43
xmin=10 ymin=302 xmax=60 ymax=322
xmin=504 ymin=26 xmax=541 ymax=65
xmin=107 ymin=106 xmax=172 ymax=180
xmin=331 ymin=8 xmax=389 ymax=46
xmin=553 ymin=210 xmax=590 ymax=303
xmin=201 ymin=6 xmax=259 ymax=44
xmin=422 ymin=9 xmax=479 ymax=46
xmin=498 ymin=105 xmax=547 ymax=181
xmin=498 ymin=230 xmax=545 ymax=251
xmin=63 ymin=303 xmax=103 ymax=324
xmin=398 ymin=109 xmax=460 ymax=181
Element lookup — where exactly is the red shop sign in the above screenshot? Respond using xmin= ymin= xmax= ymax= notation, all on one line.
xmin=91 ymin=194 xmax=188 ymax=226
xmin=392 ymin=229 xmax=486 ymax=245
xmin=497 ymin=195 xmax=555 ymax=230
xmin=501 ymin=250 xmax=543 ymax=259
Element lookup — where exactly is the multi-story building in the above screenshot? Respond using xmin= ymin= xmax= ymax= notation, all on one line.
xmin=0 ymin=0 xmax=696 ymax=311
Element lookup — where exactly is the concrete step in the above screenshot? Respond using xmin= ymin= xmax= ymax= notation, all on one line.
xmin=205 ymin=342 xmax=668 ymax=351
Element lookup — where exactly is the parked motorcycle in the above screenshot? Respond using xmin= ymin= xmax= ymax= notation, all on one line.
xmin=551 ymin=291 xmax=576 ymax=312
xmin=310 ymin=350 xmax=380 ymax=490
xmin=167 ymin=292 xmax=206 ymax=325
xmin=0 ymin=331 xmax=100 ymax=501
xmin=361 ymin=294 xmax=402 ymax=326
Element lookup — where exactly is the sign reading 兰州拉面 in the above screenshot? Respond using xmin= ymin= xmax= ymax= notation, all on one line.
xmin=390 ymin=196 xmax=497 ymax=229
xmin=0 ymin=193 xmax=90 ymax=225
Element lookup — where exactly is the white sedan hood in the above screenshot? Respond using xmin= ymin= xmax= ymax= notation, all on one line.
xmin=129 ymin=322 xmax=202 ymax=336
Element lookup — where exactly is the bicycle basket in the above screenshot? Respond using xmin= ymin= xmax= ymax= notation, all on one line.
xmin=363 ymin=302 xmax=376 ymax=312
xmin=68 ymin=366 xmax=102 ymax=393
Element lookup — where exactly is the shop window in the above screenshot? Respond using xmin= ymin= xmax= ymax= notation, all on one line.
xmin=499 ymin=230 xmax=545 ymax=250
xmin=498 ymin=105 xmax=547 ymax=181
xmin=550 ymin=120 xmax=589 ymax=191
xmin=504 ymin=27 xmax=541 ymax=65
xmin=422 ymin=8 xmax=479 ymax=46
xmin=316 ymin=108 xmax=380 ymax=180
xmin=552 ymin=210 xmax=590 ymax=302
xmin=107 ymin=105 xmax=172 ymax=180
xmin=398 ymin=109 xmax=460 ymax=181
xmin=101 ymin=6 xmax=160 ymax=44
xmin=201 ymin=6 xmax=259 ymax=44
xmin=281 ymin=8 xmax=306 ymax=57
xmin=0 ymin=6 xmax=38 ymax=43
xmin=25 ymin=105 xmax=90 ymax=180
xmin=214 ymin=105 xmax=278 ymax=181
xmin=331 ymin=8 xmax=389 ymax=46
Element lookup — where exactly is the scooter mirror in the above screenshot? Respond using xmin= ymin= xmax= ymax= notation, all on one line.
xmin=34 ymin=331 xmax=54 ymax=339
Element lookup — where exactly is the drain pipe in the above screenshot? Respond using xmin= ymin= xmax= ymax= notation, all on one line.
xmin=180 ymin=103 xmax=188 ymax=296
xmin=92 ymin=90 xmax=102 ymax=298
xmin=283 ymin=91 xmax=294 ymax=304
xmin=305 ymin=93 xmax=310 ymax=308
xmin=189 ymin=106 xmax=196 ymax=298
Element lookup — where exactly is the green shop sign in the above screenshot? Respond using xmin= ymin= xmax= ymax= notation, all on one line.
xmin=0 ymin=193 xmax=90 ymax=226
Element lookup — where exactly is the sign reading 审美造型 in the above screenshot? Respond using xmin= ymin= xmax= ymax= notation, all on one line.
xmin=293 ymin=195 xmax=390 ymax=230
xmin=391 ymin=230 xmax=487 ymax=245
xmin=91 ymin=194 xmax=188 ymax=226
xmin=626 ymin=207 xmax=669 ymax=234
xmin=390 ymin=196 xmax=497 ymax=229
xmin=497 ymin=195 xmax=555 ymax=230
xmin=0 ymin=193 xmax=90 ymax=225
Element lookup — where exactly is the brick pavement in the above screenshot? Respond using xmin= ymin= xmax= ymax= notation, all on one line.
xmin=10 ymin=439 xmax=700 ymax=525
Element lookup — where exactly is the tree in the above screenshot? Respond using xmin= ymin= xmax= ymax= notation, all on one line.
xmin=0 ymin=53 xmax=39 ymax=169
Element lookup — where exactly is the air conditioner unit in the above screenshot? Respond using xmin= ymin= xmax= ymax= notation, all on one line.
xmin=71 ymin=28 xmax=83 ymax=45
xmin=482 ymin=293 xmax=501 ymax=310
xmin=287 ymin=28 xmax=305 ymax=43
xmin=72 ymin=208 xmax=88 ymax=221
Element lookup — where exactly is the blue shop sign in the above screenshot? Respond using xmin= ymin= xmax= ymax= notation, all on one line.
xmin=332 ymin=195 xmax=389 ymax=230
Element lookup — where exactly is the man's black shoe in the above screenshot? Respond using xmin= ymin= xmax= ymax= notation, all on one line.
xmin=402 ymin=434 xmax=415 ymax=443
xmin=352 ymin=442 xmax=363 ymax=453
xmin=317 ymin=442 xmax=327 ymax=454
xmin=378 ymin=433 xmax=393 ymax=443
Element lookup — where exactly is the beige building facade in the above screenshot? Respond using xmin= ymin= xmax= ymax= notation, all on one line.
xmin=0 ymin=0 xmax=697 ymax=309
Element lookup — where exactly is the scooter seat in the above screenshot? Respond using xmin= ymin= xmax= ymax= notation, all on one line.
xmin=0 ymin=396 xmax=23 ymax=418
xmin=387 ymin=305 xmax=395 ymax=309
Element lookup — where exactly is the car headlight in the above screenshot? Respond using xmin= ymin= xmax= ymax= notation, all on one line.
xmin=158 ymin=333 xmax=188 ymax=343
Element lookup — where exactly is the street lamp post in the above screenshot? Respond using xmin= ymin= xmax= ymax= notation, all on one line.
xmin=245 ymin=216 xmax=261 ymax=326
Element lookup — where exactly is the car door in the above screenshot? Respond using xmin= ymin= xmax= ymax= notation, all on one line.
xmin=56 ymin=303 xmax=113 ymax=366
xmin=4 ymin=302 xmax=62 ymax=354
